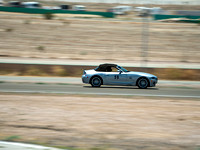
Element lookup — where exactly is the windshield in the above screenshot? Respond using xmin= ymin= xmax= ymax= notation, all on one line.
xmin=117 ymin=66 xmax=129 ymax=72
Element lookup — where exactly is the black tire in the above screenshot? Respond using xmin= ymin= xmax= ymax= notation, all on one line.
xmin=137 ymin=78 xmax=148 ymax=89
xmin=91 ymin=76 xmax=102 ymax=87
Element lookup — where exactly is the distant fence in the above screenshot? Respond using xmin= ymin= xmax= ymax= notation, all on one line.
xmin=154 ymin=14 xmax=200 ymax=20
xmin=55 ymin=0 xmax=200 ymax=5
xmin=0 ymin=6 xmax=115 ymax=18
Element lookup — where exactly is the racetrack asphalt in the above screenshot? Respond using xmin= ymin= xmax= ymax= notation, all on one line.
xmin=0 ymin=76 xmax=199 ymax=98
xmin=0 ymin=75 xmax=200 ymax=87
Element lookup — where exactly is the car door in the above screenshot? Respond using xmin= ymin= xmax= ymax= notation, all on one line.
xmin=105 ymin=72 xmax=128 ymax=85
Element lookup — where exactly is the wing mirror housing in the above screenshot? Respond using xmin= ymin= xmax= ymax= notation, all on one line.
xmin=118 ymin=70 xmax=123 ymax=74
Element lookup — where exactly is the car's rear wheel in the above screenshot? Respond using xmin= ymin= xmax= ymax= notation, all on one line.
xmin=137 ymin=78 xmax=148 ymax=89
xmin=91 ymin=76 xmax=102 ymax=87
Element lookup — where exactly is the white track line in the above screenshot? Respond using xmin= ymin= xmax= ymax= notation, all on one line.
xmin=0 ymin=141 xmax=62 ymax=150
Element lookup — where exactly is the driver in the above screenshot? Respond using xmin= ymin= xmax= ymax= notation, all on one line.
xmin=106 ymin=67 xmax=112 ymax=72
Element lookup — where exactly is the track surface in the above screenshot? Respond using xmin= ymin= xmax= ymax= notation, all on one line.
xmin=0 ymin=82 xmax=199 ymax=98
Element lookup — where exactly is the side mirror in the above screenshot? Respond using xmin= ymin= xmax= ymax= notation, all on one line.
xmin=118 ymin=70 xmax=122 ymax=74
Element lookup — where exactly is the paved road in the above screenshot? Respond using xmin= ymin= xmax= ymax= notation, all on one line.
xmin=0 ymin=82 xmax=199 ymax=98
xmin=1 ymin=76 xmax=200 ymax=87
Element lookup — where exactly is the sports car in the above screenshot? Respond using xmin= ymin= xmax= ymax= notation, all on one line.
xmin=82 ymin=63 xmax=158 ymax=89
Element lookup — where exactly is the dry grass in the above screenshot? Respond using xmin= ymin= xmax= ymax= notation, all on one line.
xmin=155 ymin=68 xmax=200 ymax=80
xmin=0 ymin=64 xmax=199 ymax=80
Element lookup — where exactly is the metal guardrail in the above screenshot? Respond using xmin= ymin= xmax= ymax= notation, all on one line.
xmin=0 ymin=6 xmax=115 ymax=18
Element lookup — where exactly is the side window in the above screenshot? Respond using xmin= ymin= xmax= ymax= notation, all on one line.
xmin=111 ymin=67 xmax=118 ymax=72
xmin=106 ymin=67 xmax=112 ymax=72
xmin=105 ymin=66 xmax=118 ymax=72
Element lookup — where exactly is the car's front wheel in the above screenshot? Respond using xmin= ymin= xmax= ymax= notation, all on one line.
xmin=91 ymin=76 xmax=102 ymax=87
xmin=137 ymin=78 xmax=148 ymax=89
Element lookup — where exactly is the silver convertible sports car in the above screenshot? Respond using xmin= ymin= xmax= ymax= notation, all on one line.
xmin=82 ymin=63 xmax=158 ymax=89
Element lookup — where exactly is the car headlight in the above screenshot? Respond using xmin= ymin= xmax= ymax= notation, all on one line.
xmin=151 ymin=77 xmax=158 ymax=81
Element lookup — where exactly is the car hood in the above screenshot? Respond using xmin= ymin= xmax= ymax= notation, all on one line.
xmin=85 ymin=69 xmax=95 ymax=73
xmin=127 ymin=71 xmax=156 ymax=77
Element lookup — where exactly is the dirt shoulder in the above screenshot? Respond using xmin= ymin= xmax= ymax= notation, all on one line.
xmin=0 ymin=93 xmax=199 ymax=150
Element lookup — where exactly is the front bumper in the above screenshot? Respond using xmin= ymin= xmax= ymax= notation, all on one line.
xmin=82 ymin=75 xmax=90 ymax=84
xmin=149 ymin=78 xmax=158 ymax=87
